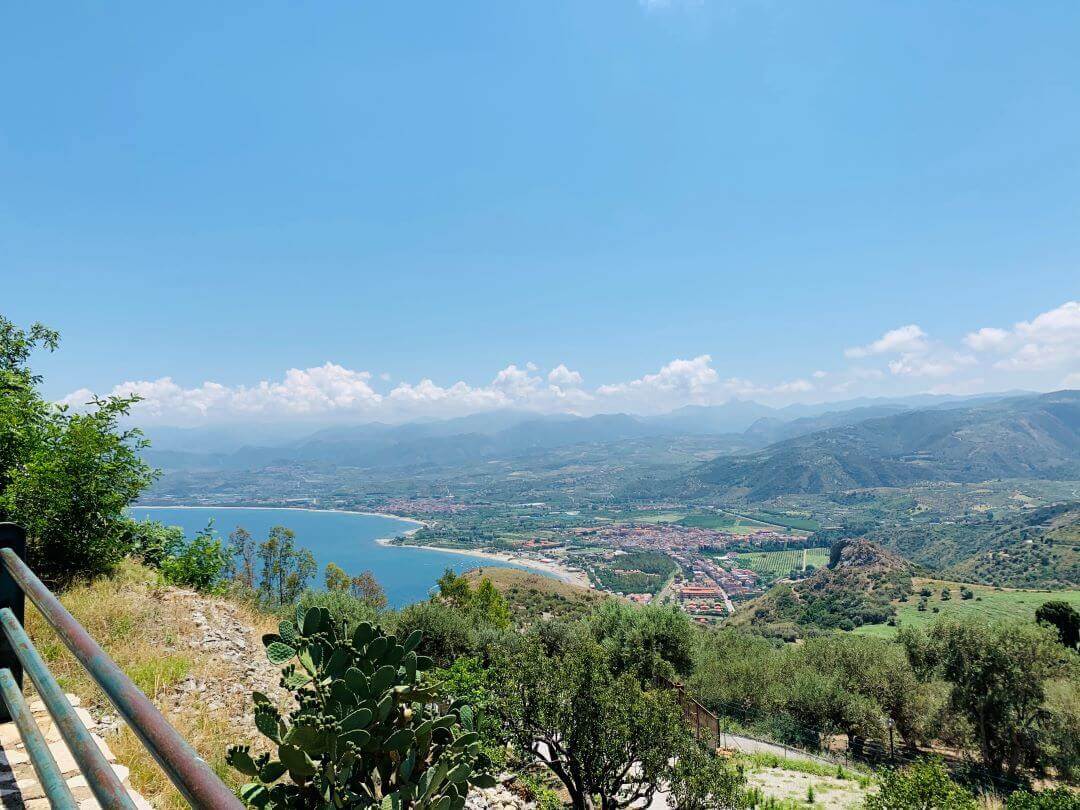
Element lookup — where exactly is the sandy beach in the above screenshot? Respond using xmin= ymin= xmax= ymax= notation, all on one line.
xmin=376 ymin=539 xmax=592 ymax=589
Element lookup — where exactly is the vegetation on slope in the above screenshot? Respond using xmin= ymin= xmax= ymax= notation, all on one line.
xmin=731 ymin=539 xmax=913 ymax=638
xmin=693 ymin=391 xmax=1080 ymax=500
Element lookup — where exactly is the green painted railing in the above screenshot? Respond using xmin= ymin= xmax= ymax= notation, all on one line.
xmin=0 ymin=523 xmax=243 ymax=809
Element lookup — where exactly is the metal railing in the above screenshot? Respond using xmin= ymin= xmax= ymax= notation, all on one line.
xmin=0 ymin=523 xmax=243 ymax=809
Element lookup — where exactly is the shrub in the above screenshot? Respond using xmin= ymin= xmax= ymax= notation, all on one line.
xmin=121 ymin=519 xmax=184 ymax=568
xmin=1 ymin=392 xmax=154 ymax=584
xmin=292 ymin=588 xmax=382 ymax=633
xmin=227 ymin=606 xmax=495 ymax=807
xmin=394 ymin=602 xmax=478 ymax=667
xmin=865 ymin=760 xmax=977 ymax=810
xmin=160 ymin=526 xmax=231 ymax=592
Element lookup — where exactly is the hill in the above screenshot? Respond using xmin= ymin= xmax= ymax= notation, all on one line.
xmin=461 ymin=567 xmax=605 ymax=625
xmin=729 ymin=539 xmax=913 ymax=639
xmin=692 ymin=391 xmax=1080 ymax=500
xmin=830 ymin=502 xmax=1080 ymax=588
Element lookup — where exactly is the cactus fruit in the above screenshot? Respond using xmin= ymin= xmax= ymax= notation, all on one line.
xmin=227 ymin=607 xmax=495 ymax=808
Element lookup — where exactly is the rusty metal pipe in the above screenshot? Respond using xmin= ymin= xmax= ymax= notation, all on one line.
xmin=0 ymin=549 xmax=243 ymax=809
xmin=0 ymin=666 xmax=79 ymax=809
xmin=0 ymin=608 xmax=135 ymax=809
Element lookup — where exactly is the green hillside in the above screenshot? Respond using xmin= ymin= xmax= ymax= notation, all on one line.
xmin=692 ymin=391 xmax=1080 ymax=500
xmin=854 ymin=577 xmax=1080 ymax=638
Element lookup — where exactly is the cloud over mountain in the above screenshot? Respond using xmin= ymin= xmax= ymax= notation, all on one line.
xmin=59 ymin=301 xmax=1078 ymax=426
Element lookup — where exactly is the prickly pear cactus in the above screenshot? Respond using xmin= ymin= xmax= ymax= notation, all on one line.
xmin=227 ymin=606 xmax=497 ymax=808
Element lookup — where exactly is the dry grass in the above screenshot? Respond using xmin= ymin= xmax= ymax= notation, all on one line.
xmin=23 ymin=559 xmax=276 ymax=808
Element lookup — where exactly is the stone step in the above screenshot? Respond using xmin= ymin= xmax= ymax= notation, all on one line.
xmin=0 ymin=691 xmax=152 ymax=808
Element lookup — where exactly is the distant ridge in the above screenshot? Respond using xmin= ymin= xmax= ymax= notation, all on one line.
xmin=690 ymin=390 xmax=1080 ymax=500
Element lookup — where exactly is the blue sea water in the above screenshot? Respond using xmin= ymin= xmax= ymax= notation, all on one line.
xmin=128 ymin=506 xmax=528 ymax=608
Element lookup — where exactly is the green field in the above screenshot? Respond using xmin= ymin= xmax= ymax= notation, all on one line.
xmin=679 ymin=512 xmax=773 ymax=534
xmin=855 ymin=578 xmax=1080 ymax=638
xmin=738 ymin=510 xmax=822 ymax=533
xmin=734 ymin=547 xmax=829 ymax=579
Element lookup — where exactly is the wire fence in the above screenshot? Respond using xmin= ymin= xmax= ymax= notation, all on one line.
xmin=655 ymin=675 xmax=1046 ymax=794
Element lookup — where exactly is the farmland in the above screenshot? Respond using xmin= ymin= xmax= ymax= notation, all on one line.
xmin=854 ymin=577 xmax=1080 ymax=638
xmin=678 ymin=511 xmax=774 ymax=534
xmin=734 ymin=546 xmax=830 ymax=581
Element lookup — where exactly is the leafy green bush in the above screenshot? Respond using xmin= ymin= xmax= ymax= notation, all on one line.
xmin=0 ymin=317 xmax=154 ymax=584
xmin=160 ymin=526 xmax=231 ymax=592
xmin=516 ymin=774 xmax=562 ymax=810
xmin=228 ymin=606 xmax=495 ymax=808
xmin=394 ymin=602 xmax=478 ymax=667
xmin=292 ymin=588 xmax=383 ymax=633
xmin=121 ymin=519 xmax=184 ymax=568
xmin=864 ymin=760 xmax=977 ymax=810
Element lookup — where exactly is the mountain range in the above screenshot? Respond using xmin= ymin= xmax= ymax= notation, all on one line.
xmin=141 ymin=390 xmax=1053 ymax=482
xmin=690 ymin=391 xmax=1080 ymax=500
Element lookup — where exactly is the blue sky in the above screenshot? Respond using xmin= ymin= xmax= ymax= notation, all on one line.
xmin=3 ymin=1 xmax=1078 ymax=424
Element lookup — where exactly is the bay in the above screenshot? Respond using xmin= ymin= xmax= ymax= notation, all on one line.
xmin=128 ymin=506 xmax=529 ymax=607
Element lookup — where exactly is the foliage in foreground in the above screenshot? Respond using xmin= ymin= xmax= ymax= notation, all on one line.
xmin=228 ymin=606 xmax=495 ymax=808
xmin=864 ymin=759 xmax=977 ymax=810
xmin=490 ymin=612 xmax=726 ymax=810
xmin=0 ymin=316 xmax=154 ymax=583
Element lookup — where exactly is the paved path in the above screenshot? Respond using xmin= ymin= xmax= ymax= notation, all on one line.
xmin=0 ymin=692 xmax=151 ymax=809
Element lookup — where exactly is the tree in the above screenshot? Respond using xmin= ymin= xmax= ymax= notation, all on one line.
xmin=493 ymin=625 xmax=686 ymax=810
xmin=1036 ymin=601 xmax=1080 ymax=650
xmin=0 ymin=317 xmax=154 ymax=583
xmin=160 ymin=525 xmax=230 ymax=592
xmin=256 ymin=526 xmax=315 ymax=607
xmin=229 ymin=527 xmax=256 ymax=590
xmin=324 ymin=562 xmax=350 ymax=592
xmin=469 ymin=579 xmax=511 ymax=631
xmin=349 ymin=570 xmax=387 ymax=610
xmin=435 ymin=567 xmax=472 ymax=607
xmin=927 ymin=618 xmax=1068 ymax=777
xmin=864 ymin=759 xmax=977 ymax=810
xmin=588 ymin=600 xmax=695 ymax=682
xmin=2 ymin=395 xmax=154 ymax=583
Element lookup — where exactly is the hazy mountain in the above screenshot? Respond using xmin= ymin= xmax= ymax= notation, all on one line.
xmin=642 ymin=401 xmax=779 ymax=434
xmin=743 ymin=404 xmax=913 ymax=444
xmin=691 ymin=391 xmax=1080 ymax=500
xmin=140 ymin=390 xmax=1061 ymax=479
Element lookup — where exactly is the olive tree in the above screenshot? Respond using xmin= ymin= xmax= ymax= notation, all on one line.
xmin=493 ymin=625 xmax=687 ymax=810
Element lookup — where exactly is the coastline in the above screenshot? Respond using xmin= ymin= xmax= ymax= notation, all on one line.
xmin=376 ymin=538 xmax=591 ymax=589
xmin=133 ymin=504 xmax=587 ymax=589
xmin=131 ymin=504 xmax=426 ymax=528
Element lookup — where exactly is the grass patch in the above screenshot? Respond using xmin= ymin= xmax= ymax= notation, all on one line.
xmin=738 ymin=752 xmax=874 ymax=788
xmin=854 ymin=577 xmax=1080 ymax=638
xmin=24 ymin=558 xmax=275 ymax=807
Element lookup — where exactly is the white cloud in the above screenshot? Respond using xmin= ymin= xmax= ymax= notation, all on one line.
xmin=963 ymin=327 xmax=1009 ymax=351
xmin=58 ymin=300 xmax=1080 ymax=426
xmin=596 ymin=356 xmax=721 ymax=412
xmin=845 ymin=325 xmax=928 ymax=359
xmin=773 ymin=379 xmax=814 ymax=394
xmin=888 ymin=355 xmax=956 ymax=378
xmin=963 ymin=301 xmax=1080 ymax=371
xmin=548 ymin=364 xmax=583 ymax=387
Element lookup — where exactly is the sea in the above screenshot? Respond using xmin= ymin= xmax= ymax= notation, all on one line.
xmin=127 ymin=506 xmax=528 ymax=608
